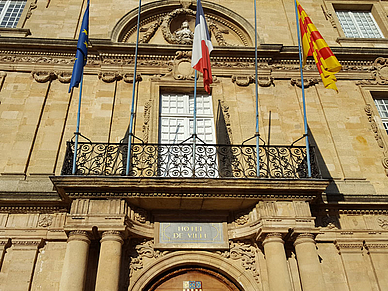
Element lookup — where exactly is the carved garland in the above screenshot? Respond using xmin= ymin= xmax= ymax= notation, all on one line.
xmin=161 ymin=8 xmax=196 ymax=45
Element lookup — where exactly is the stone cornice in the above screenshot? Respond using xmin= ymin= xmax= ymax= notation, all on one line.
xmin=50 ymin=176 xmax=329 ymax=202
xmin=0 ymin=37 xmax=388 ymax=61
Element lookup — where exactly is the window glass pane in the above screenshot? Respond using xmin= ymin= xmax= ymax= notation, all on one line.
xmin=0 ymin=0 xmax=26 ymax=28
xmin=336 ymin=10 xmax=383 ymax=38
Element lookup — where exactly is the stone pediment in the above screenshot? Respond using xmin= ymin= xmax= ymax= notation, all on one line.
xmin=111 ymin=0 xmax=256 ymax=47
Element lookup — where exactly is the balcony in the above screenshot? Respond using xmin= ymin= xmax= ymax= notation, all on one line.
xmin=60 ymin=141 xmax=322 ymax=179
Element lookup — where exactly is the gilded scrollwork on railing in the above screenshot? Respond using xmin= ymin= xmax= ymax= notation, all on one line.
xmin=61 ymin=141 xmax=321 ymax=178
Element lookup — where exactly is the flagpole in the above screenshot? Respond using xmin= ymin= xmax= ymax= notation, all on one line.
xmin=294 ymin=0 xmax=312 ymax=177
xmin=126 ymin=0 xmax=142 ymax=176
xmin=254 ymin=0 xmax=260 ymax=177
xmin=193 ymin=70 xmax=198 ymax=177
xmin=72 ymin=74 xmax=83 ymax=175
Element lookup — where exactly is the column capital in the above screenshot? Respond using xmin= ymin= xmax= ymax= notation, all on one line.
xmin=263 ymin=232 xmax=284 ymax=246
xmin=68 ymin=230 xmax=91 ymax=244
xmin=293 ymin=233 xmax=315 ymax=246
xmin=101 ymin=231 xmax=124 ymax=245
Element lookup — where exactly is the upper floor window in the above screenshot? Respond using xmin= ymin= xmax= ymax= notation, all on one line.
xmin=160 ymin=93 xmax=215 ymax=144
xmin=374 ymin=98 xmax=388 ymax=133
xmin=0 ymin=0 xmax=26 ymax=28
xmin=336 ymin=10 xmax=384 ymax=38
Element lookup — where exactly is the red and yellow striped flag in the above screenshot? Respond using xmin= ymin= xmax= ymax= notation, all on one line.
xmin=296 ymin=0 xmax=341 ymax=91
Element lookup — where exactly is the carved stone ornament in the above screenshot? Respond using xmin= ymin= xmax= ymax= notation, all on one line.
xmin=142 ymin=101 xmax=152 ymax=143
xmin=140 ymin=17 xmax=163 ymax=44
xmin=321 ymin=214 xmax=338 ymax=229
xmin=357 ymin=57 xmax=388 ymax=85
xmin=55 ymin=71 xmax=72 ymax=83
xmin=161 ymin=8 xmax=196 ymax=45
xmin=26 ymin=2 xmax=38 ymax=19
xmin=98 ymin=72 xmax=122 ymax=83
xmin=219 ymin=100 xmax=233 ymax=143
xmin=129 ymin=240 xmax=168 ymax=278
xmin=364 ymin=104 xmax=388 ymax=175
xmin=321 ymin=5 xmax=337 ymax=29
xmin=38 ymin=214 xmax=53 ymax=227
xmin=291 ymin=78 xmax=319 ymax=88
xmin=377 ymin=217 xmax=388 ymax=230
xmin=134 ymin=207 xmax=147 ymax=224
xmin=235 ymin=212 xmax=249 ymax=225
xmin=217 ymin=241 xmax=259 ymax=282
xmin=232 ymin=75 xmax=274 ymax=87
xmin=123 ymin=73 xmax=142 ymax=83
xmin=232 ymin=75 xmax=254 ymax=86
xmin=32 ymin=71 xmax=56 ymax=83
xmin=171 ymin=51 xmax=195 ymax=80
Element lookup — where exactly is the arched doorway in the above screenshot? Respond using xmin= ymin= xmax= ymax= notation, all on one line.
xmin=148 ymin=267 xmax=242 ymax=291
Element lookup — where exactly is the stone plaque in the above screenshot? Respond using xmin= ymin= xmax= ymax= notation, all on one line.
xmin=155 ymin=222 xmax=228 ymax=249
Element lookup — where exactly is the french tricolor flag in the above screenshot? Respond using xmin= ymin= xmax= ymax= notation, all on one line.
xmin=191 ymin=0 xmax=213 ymax=94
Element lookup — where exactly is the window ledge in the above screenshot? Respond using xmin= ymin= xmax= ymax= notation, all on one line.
xmin=0 ymin=28 xmax=31 ymax=38
xmin=336 ymin=37 xmax=388 ymax=45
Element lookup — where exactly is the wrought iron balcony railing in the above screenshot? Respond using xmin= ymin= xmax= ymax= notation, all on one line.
xmin=61 ymin=141 xmax=322 ymax=179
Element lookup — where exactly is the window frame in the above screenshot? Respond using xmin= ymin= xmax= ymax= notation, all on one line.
xmin=325 ymin=0 xmax=388 ymax=44
xmin=0 ymin=0 xmax=28 ymax=29
xmin=335 ymin=10 xmax=384 ymax=38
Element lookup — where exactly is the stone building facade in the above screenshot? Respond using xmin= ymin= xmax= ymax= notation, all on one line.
xmin=0 ymin=0 xmax=388 ymax=290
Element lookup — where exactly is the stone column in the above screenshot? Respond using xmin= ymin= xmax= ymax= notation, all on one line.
xmin=95 ymin=231 xmax=124 ymax=291
xmin=262 ymin=233 xmax=292 ymax=291
xmin=294 ymin=233 xmax=326 ymax=291
xmin=59 ymin=230 xmax=91 ymax=291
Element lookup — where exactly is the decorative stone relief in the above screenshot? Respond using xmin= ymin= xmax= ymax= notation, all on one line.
xmin=232 ymin=75 xmax=254 ymax=86
xmin=208 ymin=21 xmax=230 ymax=46
xmin=139 ymin=17 xmax=163 ymax=44
xmin=219 ymin=100 xmax=233 ymax=143
xmin=123 ymin=73 xmax=142 ymax=83
xmin=364 ymin=104 xmax=388 ymax=175
xmin=129 ymin=240 xmax=168 ymax=278
xmin=169 ymin=51 xmax=195 ymax=80
xmin=291 ymin=78 xmax=319 ymax=88
xmin=134 ymin=207 xmax=147 ymax=224
xmin=55 ymin=71 xmax=71 ymax=83
xmin=235 ymin=212 xmax=249 ymax=225
xmin=377 ymin=217 xmax=388 ymax=229
xmin=142 ymin=101 xmax=152 ymax=143
xmin=259 ymin=75 xmax=274 ymax=87
xmin=321 ymin=5 xmax=337 ymax=29
xmin=320 ymin=214 xmax=338 ymax=229
xmin=26 ymin=1 xmax=38 ymax=19
xmin=0 ymin=55 xmax=73 ymax=65
xmin=218 ymin=241 xmax=259 ymax=282
xmin=99 ymin=72 xmax=122 ymax=83
xmin=357 ymin=57 xmax=388 ymax=85
xmin=32 ymin=71 xmax=56 ymax=83
xmin=38 ymin=214 xmax=53 ymax=227
xmin=161 ymin=8 xmax=196 ymax=45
